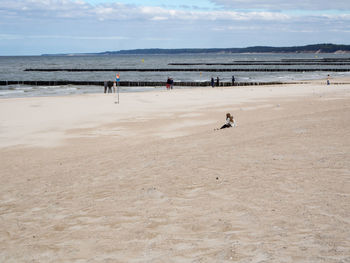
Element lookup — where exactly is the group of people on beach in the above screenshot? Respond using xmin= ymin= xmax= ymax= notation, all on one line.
xmin=103 ymin=75 xmax=237 ymax=92
xmin=104 ymin=81 xmax=117 ymax=93
xmin=166 ymin=75 xmax=235 ymax=90
xmin=211 ymin=75 xmax=235 ymax=88
xmin=166 ymin=77 xmax=174 ymax=90
xmin=103 ymin=73 xmax=331 ymax=93
xmin=211 ymin=77 xmax=219 ymax=88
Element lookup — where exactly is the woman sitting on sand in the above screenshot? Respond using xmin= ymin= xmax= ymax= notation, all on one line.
xmin=218 ymin=113 xmax=236 ymax=129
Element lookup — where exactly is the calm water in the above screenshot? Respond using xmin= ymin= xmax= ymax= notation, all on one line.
xmin=1 ymin=53 xmax=349 ymax=98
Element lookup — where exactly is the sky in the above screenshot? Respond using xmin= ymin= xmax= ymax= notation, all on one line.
xmin=0 ymin=0 xmax=349 ymax=55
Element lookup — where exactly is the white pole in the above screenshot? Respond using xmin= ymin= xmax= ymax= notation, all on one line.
xmin=117 ymin=82 xmax=120 ymax=104
xmin=115 ymin=73 xmax=120 ymax=104
xmin=115 ymin=82 xmax=119 ymax=104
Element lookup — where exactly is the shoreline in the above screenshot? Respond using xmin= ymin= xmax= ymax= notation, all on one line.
xmin=1 ymin=74 xmax=350 ymax=100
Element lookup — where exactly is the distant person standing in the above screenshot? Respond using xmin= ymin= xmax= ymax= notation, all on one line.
xmin=232 ymin=75 xmax=235 ymax=86
xmin=211 ymin=77 xmax=215 ymax=88
xmin=216 ymin=76 xmax=220 ymax=87
xmin=113 ymin=81 xmax=116 ymax=93
xmin=104 ymin=81 xmax=108 ymax=93
xmin=166 ymin=77 xmax=171 ymax=90
xmin=108 ymin=81 xmax=112 ymax=93
xmin=170 ymin=78 xmax=174 ymax=89
xmin=327 ymin=74 xmax=330 ymax=85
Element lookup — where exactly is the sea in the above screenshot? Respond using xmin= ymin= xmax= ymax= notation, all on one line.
xmin=1 ymin=53 xmax=350 ymax=98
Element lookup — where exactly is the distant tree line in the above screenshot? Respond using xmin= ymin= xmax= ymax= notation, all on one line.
xmin=101 ymin=44 xmax=350 ymax=55
xmin=42 ymin=44 xmax=350 ymax=56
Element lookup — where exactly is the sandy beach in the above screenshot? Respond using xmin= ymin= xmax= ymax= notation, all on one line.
xmin=0 ymin=79 xmax=350 ymax=262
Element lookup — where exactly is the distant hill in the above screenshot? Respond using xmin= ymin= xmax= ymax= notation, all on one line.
xmin=42 ymin=44 xmax=350 ymax=56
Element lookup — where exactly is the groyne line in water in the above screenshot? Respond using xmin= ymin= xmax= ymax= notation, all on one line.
xmin=280 ymin=58 xmax=350 ymax=62
xmin=24 ymin=68 xmax=350 ymax=72
xmin=168 ymin=63 xmax=350 ymax=66
xmin=231 ymin=59 xmax=350 ymax=63
xmin=0 ymin=80 xmax=306 ymax=87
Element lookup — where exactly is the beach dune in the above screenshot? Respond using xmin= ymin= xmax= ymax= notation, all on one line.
xmin=0 ymin=81 xmax=349 ymax=262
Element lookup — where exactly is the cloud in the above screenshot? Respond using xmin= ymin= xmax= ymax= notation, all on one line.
xmin=0 ymin=34 xmax=23 ymax=40
xmin=150 ymin=16 xmax=169 ymax=21
xmin=0 ymin=0 xmax=93 ymax=19
xmin=209 ymin=0 xmax=350 ymax=11
xmin=0 ymin=34 xmax=130 ymax=40
xmin=1 ymin=0 xmax=349 ymax=22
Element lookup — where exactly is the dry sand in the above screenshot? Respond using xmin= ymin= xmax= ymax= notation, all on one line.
xmin=0 ymin=80 xmax=350 ymax=262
